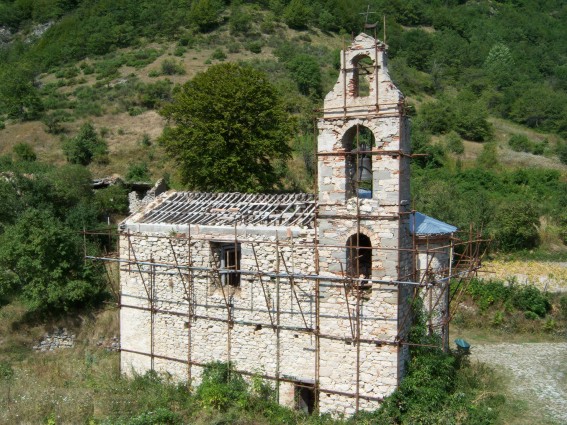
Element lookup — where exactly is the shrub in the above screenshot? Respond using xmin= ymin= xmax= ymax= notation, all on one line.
xmin=245 ymin=40 xmax=263 ymax=54
xmin=283 ymin=0 xmax=312 ymax=29
xmin=560 ymin=295 xmax=567 ymax=319
xmin=195 ymin=362 xmax=248 ymax=411
xmin=126 ymin=162 xmax=151 ymax=182
xmin=95 ymin=184 xmax=129 ymax=215
xmin=492 ymin=198 xmax=540 ymax=251
xmin=126 ymin=408 xmax=181 ymax=425
xmin=210 ymin=48 xmax=227 ymax=61
xmin=42 ymin=112 xmax=66 ymax=134
xmin=13 ymin=143 xmax=37 ymax=162
xmin=62 ymin=122 xmax=108 ymax=165
xmin=557 ymin=142 xmax=567 ymax=165
xmin=445 ymin=131 xmax=464 ymax=155
xmin=0 ymin=209 xmax=105 ymax=312
xmin=229 ymin=4 xmax=252 ymax=35
xmin=512 ymin=285 xmax=551 ymax=318
xmin=508 ymin=134 xmax=532 ymax=153
xmin=160 ymin=59 xmax=185 ymax=76
xmin=189 ymin=0 xmax=224 ymax=32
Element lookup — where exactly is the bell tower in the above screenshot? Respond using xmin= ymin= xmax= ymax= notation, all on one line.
xmin=315 ymin=33 xmax=413 ymax=414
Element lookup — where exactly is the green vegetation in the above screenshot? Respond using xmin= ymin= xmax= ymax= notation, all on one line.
xmin=62 ymin=122 xmax=108 ymax=166
xmin=412 ymin=164 xmax=567 ymax=253
xmin=0 ymin=154 xmax=125 ymax=313
xmin=160 ymin=63 xmax=292 ymax=192
xmin=453 ymin=278 xmax=566 ymax=336
xmin=0 ymin=300 xmax=512 ymax=424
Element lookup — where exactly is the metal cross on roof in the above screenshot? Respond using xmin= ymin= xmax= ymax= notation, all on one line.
xmin=360 ymin=5 xmax=378 ymax=29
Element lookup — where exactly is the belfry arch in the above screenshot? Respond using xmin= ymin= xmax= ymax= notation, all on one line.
xmin=342 ymin=124 xmax=376 ymax=199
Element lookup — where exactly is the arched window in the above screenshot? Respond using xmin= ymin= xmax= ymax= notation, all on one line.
xmin=342 ymin=125 xmax=375 ymax=199
xmin=352 ymin=55 xmax=374 ymax=97
xmin=346 ymin=233 xmax=372 ymax=279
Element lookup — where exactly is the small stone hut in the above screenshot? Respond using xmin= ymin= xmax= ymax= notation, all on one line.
xmin=118 ymin=34 xmax=456 ymax=416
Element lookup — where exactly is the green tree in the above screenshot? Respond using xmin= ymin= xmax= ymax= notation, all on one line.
xmin=444 ymin=131 xmax=464 ymax=155
xmin=484 ymin=43 xmax=515 ymax=88
xmin=287 ymin=54 xmax=322 ymax=97
xmin=189 ymin=0 xmax=224 ymax=32
xmin=126 ymin=162 xmax=151 ymax=182
xmin=476 ymin=142 xmax=498 ymax=169
xmin=492 ymin=199 xmax=540 ymax=251
xmin=160 ymin=63 xmax=292 ymax=192
xmin=283 ymin=0 xmax=312 ymax=29
xmin=62 ymin=122 xmax=108 ymax=165
xmin=0 ymin=64 xmax=43 ymax=121
xmin=0 ymin=209 xmax=104 ymax=311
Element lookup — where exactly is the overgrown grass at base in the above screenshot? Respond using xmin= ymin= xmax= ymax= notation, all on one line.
xmin=0 ymin=302 xmax=514 ymax=424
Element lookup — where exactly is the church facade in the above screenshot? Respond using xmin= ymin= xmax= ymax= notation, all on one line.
xmin=118 ymin=34 xmax=454 ymax=416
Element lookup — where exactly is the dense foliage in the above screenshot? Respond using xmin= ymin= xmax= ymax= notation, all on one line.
xmin=160 ymin=63 xmax=292 ymax=192
xmin=0 ymin=157 xmax=126 ymax=312
xmin=412 ymin=164 xmax=567 ymax=252
xmin=0 ymin=0 xmax=566 ymax=134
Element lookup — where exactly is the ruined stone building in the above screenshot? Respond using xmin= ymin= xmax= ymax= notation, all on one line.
xmin=117 ymin=34 xmax=462 ymax=416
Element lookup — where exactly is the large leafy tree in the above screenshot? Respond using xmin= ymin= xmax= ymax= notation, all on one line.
xmin=0 ymin=209 xmax=105 ymax=311
xmin=160 ymin=63 xmax=292 ymax=192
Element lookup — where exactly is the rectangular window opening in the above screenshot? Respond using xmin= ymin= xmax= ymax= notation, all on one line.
xmin=216 ymin=243 xmax=241 ymax=287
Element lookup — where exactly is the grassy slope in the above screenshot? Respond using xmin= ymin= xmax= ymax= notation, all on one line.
xmin=1 ymin=20 xmax=565 ymax=181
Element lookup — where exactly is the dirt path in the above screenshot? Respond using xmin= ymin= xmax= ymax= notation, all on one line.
xmin=472 ymin=343 xmax=567 ymax=424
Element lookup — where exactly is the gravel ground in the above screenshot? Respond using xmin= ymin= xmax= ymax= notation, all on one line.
xmin=472 ymin=343 xmax=567 ymax=424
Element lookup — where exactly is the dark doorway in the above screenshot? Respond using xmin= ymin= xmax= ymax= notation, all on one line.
xmin=295 ymin=383 xmax=316 ymax=414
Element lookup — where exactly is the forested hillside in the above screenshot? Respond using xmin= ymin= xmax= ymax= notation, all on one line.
xmin=1 ymin=0 xmax=567 ymax=255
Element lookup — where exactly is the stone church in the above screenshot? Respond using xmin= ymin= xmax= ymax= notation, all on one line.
xmin=118 ymin=33 xmax=456 ymax=416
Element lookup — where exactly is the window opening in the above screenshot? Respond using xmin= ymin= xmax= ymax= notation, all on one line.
xmin=346 ymin=233 xmax=372 ymax=283
xmin=215 ymin=243 xmax=241 ymax=287
xmin=353 ymin=56 xmax=373 ymax=97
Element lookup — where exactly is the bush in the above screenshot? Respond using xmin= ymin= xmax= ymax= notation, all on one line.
xmin=210 ymin=48 xmax=227 ymax=62
xmin=126 ymin=162 xmax=151 ymax=182
xmin=189 ymin=0 xmax=224 ymax=32
xmin=195 ymin=362 xmax=248 ymax=411
xmin=95 ymin=184 xmax=129 ymax=216
xmin=0 ymin=209 xmax=105 ymax=312
xmin=160 ymin=59 xmax=185 ymax=76
xmin=245 ymin=40 xmax=263 ymax=54
xmin=512 ymin=285 xmax=551 ymax=318
xmin=62 ymin=122 xmax=108 ymax=165
xmin=508 ymin=134 xmax=532 ymax=153
xmin=127 ymin=408 xmax=181 ymax=425
xmin=445 ymin=131 xmax=464 ymax=155
xmin=559 ymin=295 xmax=567 ymax=319
xmin=13 ymin=143 xmax=37 ymax=162
xmin=557 ymin=142 xmax=567 ymax=165
xmin=493 ymin=198 xmax=540 ymax=251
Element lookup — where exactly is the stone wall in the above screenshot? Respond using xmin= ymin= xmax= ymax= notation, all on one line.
xmin=119 ymin=222 xmax=411 ymax=416
xmin=119 ymin=33 xmax=415 ymax=417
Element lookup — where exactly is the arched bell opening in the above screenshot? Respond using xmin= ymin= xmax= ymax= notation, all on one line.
xmin=342 ymin=124 xmax=375 ymax=199
xmin=346 ymin=233 xmax=372 ymax=280
xmin=352 ymin=55 xmax=374 ymax=98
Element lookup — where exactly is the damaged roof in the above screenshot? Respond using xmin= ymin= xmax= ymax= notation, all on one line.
xmin=130 ymin=191 xmax=316 ymax=228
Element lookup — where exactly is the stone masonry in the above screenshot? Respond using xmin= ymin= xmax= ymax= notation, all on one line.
xmin=118 ymin=34 xmax=450 ymax=416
